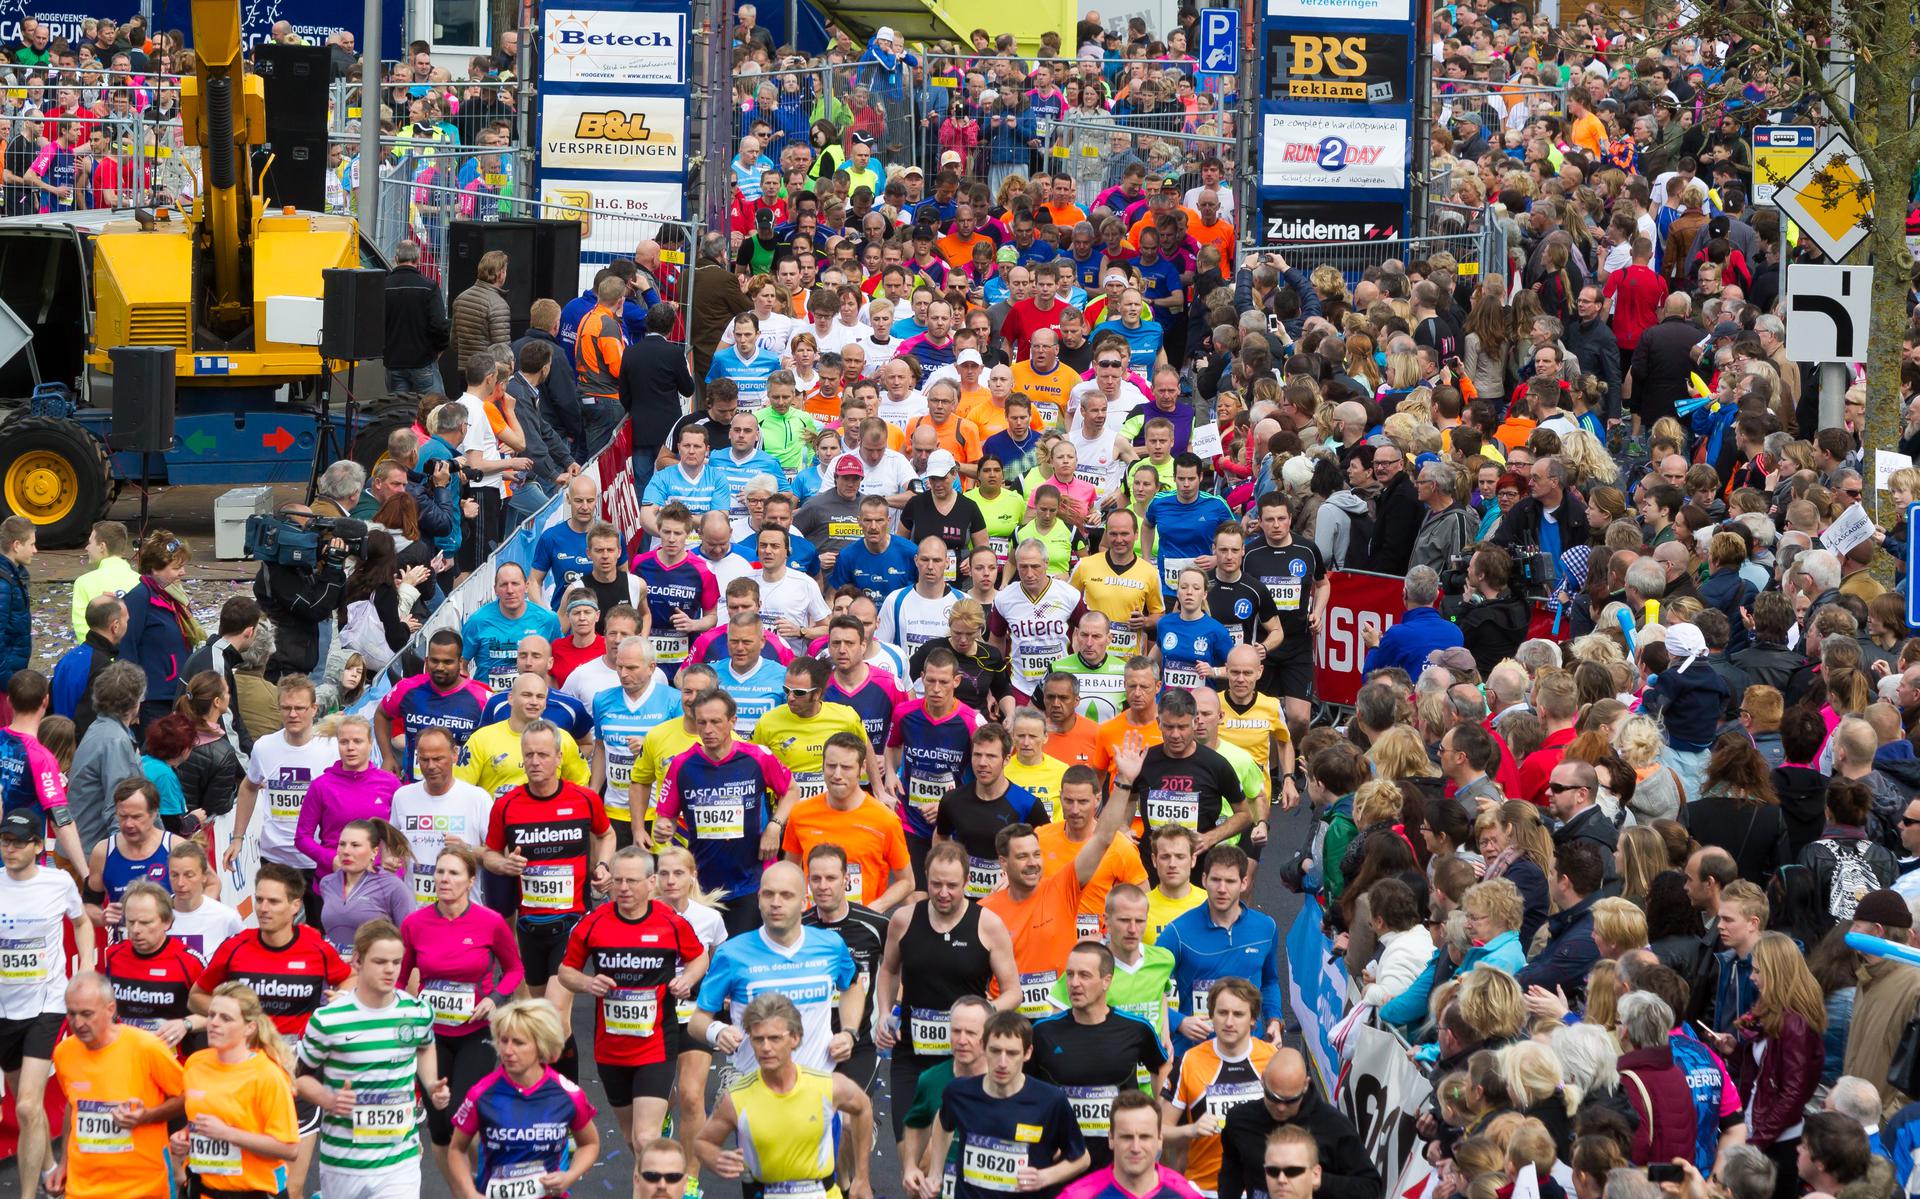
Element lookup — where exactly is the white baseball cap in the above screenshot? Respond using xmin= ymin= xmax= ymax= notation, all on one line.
xmin=923 ymin=449 xmax=958 ymax=478
xmin=956 ymin=349 xmax=984 ymax=367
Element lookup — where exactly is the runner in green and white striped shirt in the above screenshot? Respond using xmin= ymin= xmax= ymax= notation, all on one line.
xmin=295 ymin=916 xmax=452 ymax=1199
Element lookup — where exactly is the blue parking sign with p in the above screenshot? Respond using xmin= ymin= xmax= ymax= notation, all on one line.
xmin=1199 ymin=8 xmax=1239 ymax=74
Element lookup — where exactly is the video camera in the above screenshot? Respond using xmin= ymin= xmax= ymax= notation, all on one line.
xmin=1439 ymin=543 xmax=1555 ymax=617
xmin=244 ymin=511 xmax=369 ymax=569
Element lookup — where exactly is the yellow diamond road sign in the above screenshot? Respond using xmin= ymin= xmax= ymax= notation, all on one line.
xmin=1776 ymin=133 xmax=1874 ymax=263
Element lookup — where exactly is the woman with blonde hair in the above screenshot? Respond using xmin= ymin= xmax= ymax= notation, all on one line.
xmin=1582 ymin=959 xmax=1623 ymax=1028
xmin=1459 ymin=879 xmax=1527 ymax=975
xmin=1615 ymin=824 xmax=1668 ymax=906
xmin=1346 ymin=332 xmax=1383 ymax=393
xmin=1590 ymin=896 xmax=1648 ymax=959
xmin=1476 ymin=800 xmax=1553 ymax=945
xmin=170 ymin=981 xmax=300 ymax=1193
xmin=1728 ymin=931 xmax=1827 ymax=1174
xmin=1612 ymin=713 xmax=1685 ymax=821
xmin=1502 ymin=1042 xmax=1576 ymax=1155
xmin=1459 ymin=967 xmax=1527 ymax=1044
xmin=1377 ymin=348 xmax=1423 ymax=407
xmin=448 ymin=999 xmax=602 ymax=1198
xmin=1557 ymin=429 xmax=1618 ymax=487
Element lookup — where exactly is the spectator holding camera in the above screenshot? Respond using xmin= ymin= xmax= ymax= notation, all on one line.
xmin=251 ymin=505 xmax=350 ymax=684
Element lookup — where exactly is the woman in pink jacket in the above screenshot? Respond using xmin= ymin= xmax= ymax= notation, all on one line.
xmin=294 ymin=714 xmax=402 ymax=878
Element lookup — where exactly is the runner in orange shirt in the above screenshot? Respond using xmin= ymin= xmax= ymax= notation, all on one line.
xmin=1092 ymin=660 xmax=1164 ymax=777
xmin=1033 ymin=770 xmax=1148 ymax=941
xmin=49 ymin=972 xmax=187 ymax=1199
xmin=1009 ymin=330 xmax=1078 ymax=432
xmin=981 ymin=756 xmax=1139 ymax=1018
xmin=780 ymin=732 xmax=915 ymax=910
xmin=1041 ymin=174 xmax=1089 ymax=229
xmin=1188 ymin=189 xmax=1237 ymax=266
xmin=1041 ymin=672 xmax=1103 ymax=771
xmin=906 ymin=377 xmax=986 ymax=472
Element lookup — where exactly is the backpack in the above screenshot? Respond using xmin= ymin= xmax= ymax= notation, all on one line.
xmin=1823 ymin=837 xmax=1880 ymax=922
xmin=338 ymin=599 xmax=397 ymax=673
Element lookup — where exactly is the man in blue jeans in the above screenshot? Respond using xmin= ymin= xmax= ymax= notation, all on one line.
xmin=382 ymin=240 xmax=450 ymax=395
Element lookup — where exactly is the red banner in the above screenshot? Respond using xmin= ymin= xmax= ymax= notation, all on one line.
xmin=1313 ymin=570 xmax=1407 ymax=707
xmin=594 ymin=419 xmax=646 ymax=551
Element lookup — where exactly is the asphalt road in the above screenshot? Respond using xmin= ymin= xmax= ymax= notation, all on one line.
xmin=411 ymin=799 xmax=1313 ymax=1199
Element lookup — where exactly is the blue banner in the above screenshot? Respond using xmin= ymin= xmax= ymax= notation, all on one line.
xmin=1285 ymin=898 xmax=1351 ymax=1093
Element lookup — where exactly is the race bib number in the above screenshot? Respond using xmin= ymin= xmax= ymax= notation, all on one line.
xmin=411 ymin=863 xmax=438 ymax=905
xmin=351 ymin=1091 xmax=414 ymax=1141
xmin=1207 ymin=1079 xmax=1263 ymax=1116
xmin=1161 ymin=556 xmax=1197 ymax=590
xmin=1190 ymin=979 xmax=1217 ymax=1014
xmin=793 ymin=772 xmax=827 ymax=800
xmin=0 ymin=938 xmax=48 ymax=984
xmin=1066 ymin=1085 xmax=1118 ymax=1138
xmin=965 ymin=856 xmax=1003 ymax=899
xmin=487 ymin=668 xmax=517 ymax=692
xmin=649 ymin=633 xmax=690 ymax=664
xmin=607 ymin=751 xmax=635 ymax=791
xmin=691 ymin=799 xmax=746 ymax=840
xmin=486 ymin=1162 xmax=548 ymax=1199
xmin=1012 ymin=645 xmax=1056 ymax=684
xmin=766 ymin=1184 xmax=829 ymax=1199
xmin=1271 ymin=579 xmax=1302 ymax=611
xmin=962 ymin=1137 xmax=1025 ymax=1192
xmin=1032 ymin=400 xmax=1061 ymax=428
xmin=189 ymin=1133 xmax=242 ymax=1175
xmin=1076 ymin=912 xmax=1102 ymax=940
xmin=267 ymin=786 xmax=302 ymax=823
xmin=989 ymin=535 xmax=1012 ymax=563
xmin=520 ymin=864 xmax=576 ymax=911
xmin=421 ymin=979 xmax=478 ymax=1024
xmin=604 ymin=988 xmax=660 ymax=1038
xmin=827 ymin=520 xmax=861 ymax=541
xmin=1146 ymin=791 xmax=1201 ymax=831
xmin=910 ymin=1007 xmax=952 ymax=1055
xmin=1109 ymin=624 xmax=1137 ymax=652
xmin=1161 ymin=664 xmax=1204 ymax=691
xmin=1018 ymin=971 xmax=1058 ymax=1016
xmin=844 ymin=861 xmax=863 ymax=897
xmin=74 ymin=1100 xmax=133 ymax=1154
xmin=908 ymin=773 xmax=951 ymax=826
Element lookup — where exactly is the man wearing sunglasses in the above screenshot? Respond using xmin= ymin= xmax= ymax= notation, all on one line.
xmin=1216 ymin=1049 xmax=1376 ymax=1199
xmin=635 ymin=1137 xmax=691 ymax=1199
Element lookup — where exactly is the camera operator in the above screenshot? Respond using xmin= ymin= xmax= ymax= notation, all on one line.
xmin=253 ymin=503 xmax=351 ymax=682
xmin=1456 ymin=545 xmax=1530 ymax=675
xmin=1490 ymin=455 xmax=1588 ymax=596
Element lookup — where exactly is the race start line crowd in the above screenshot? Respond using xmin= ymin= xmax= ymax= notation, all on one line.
xmin=8 ymin=3 xmax=1920 ymax=1199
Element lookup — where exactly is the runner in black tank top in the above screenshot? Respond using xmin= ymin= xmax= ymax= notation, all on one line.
xmin=874 ymin=844 xmax=1017 ymax=1143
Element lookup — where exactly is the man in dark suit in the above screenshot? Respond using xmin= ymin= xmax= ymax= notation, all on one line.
xmin=1630 ymin=293 xmax=1703 ymax=429
xmin=618 ymin=301 xmax=696 ymax=497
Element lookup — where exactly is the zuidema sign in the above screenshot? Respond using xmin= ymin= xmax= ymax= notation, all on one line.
xmin=1263 ymin=30 xmax=1408 ymax=103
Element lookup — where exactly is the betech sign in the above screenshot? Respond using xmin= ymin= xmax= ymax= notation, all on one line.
xmin=543 ymin=8 xmax=687 ymax=83
xmin=1263 ymin=30 xmax=1408 ymax=103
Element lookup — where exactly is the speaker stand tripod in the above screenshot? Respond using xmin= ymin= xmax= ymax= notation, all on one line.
xmin=306 ymin=361 xmax=360 ymax=505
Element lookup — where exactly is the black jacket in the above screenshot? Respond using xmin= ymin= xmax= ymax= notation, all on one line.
xmin=1563 ymin=314 xmax=1622 ymax=413
xmin=504 ymin=374 xmax=577 ymax=485
xmin=1629 ymin=315 xmax=1701 ymax=424
xmin=513 ymin=329 xmax=586 ymax=458
xmin=1730 ymin=640 xmax=1805 ymax=692
xmin=1364 ymin=472 xmax=1420 ymax=575
xmin=1492 ymin=491 xmax=1591 ymax=561
xmin=1771 ymin=765 xmax=1831 ymax=859
xmin=1680 ymin=796 xmax=1788 ymax=885
xmin=253 ymin=559 xmax=346 ymax=681
xmin=1458 ymin=593 xmax=1530 ymax=675
xmin=618 ymin=333 xmax=697 ymax=450
xmin=382 ymin=265 xmax=451 ymax=372
xmin=1218 ymin=1087 xmax=1381 ymax=1199
xmin=181 ymin=637 xmax=252 ymax=754
xmin=1554 ymin=804 xmax=1619 ymax=884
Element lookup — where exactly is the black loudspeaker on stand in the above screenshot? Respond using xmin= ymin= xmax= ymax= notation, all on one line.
xmin=322 ymin=268 xmax=386 ymax=361
xmin=109 ymin=346 xmax=176 ymax=453
xmin=254 ymin=44 xmax=332 ymax=213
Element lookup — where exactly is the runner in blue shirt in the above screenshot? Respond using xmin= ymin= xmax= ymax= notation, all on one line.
xmin=713 ymin=617 xmax=793 ymax=735
xmin=460 ymin=564 xmax=563 ymax=691
xmin=479 ymin=640 xmax=593 ymax=744
xmin=705 ymin=316 xmax=782 ymax=411
xmin=1144 ymin=456 xmax=1237 ymax=597
xmin=710 ymin=411 xmax=791 ymax=516
xmin=1155 ymin=568 xmax=1233 ymax=693
xmin=827 ymin=509 xmax=920 ymax=603
xmin=589 ymin=639 xmax=683 ymax=834
xmin=641 ymin=425 xmax=729 ymax=536
xmin=1159 ymin=845 xmax=1284 ymax=1055
xmin=1092 ymin=290 xmax=1167 ymax=365
xmin=528 ymin=477 xmax=601 ymax=605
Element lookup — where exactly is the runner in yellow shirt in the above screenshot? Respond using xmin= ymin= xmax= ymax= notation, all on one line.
xmin=752 ymin=657 xmax=887 ymax=801
xmin=1004 ymin=709 xmax=1070 ymax=819
xmin=457 ymin=676 xmax=591 ymax=797
xmin=1067 ymin=510 xmax=1163 ymax=658
xmin=1145 ymin=826 xmax=1205 ymax=945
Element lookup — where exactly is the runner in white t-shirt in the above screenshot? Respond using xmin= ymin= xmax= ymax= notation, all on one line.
xmin=228 ymin=686 xmax=338 ymax=877
xmin=991 ymin=541 xmax=1085 ymax=698
xmin=754 ymin=530 xmax=832 ymax=652
xmin=878 ymin=540 xmax=965 ymax=659
xmin=388 ymin=728 xmax=497 ymax=907
xmin=0 ymin=808 xmax=90 ymax=1194
xmin=164 ymin=840 xmax=243 ymax=961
